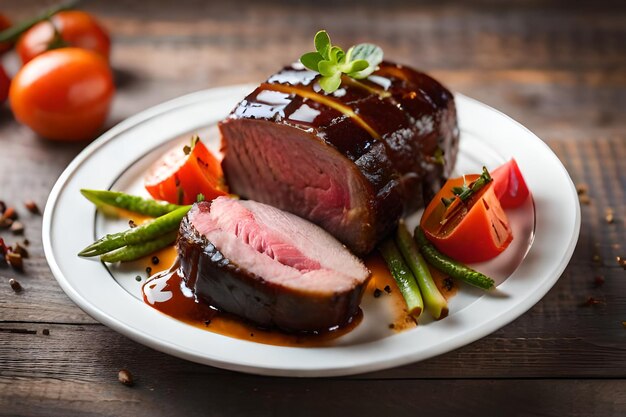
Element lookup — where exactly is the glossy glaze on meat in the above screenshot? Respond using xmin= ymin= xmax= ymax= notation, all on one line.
xmin=220 ymin=61 xmax=459 ymax=255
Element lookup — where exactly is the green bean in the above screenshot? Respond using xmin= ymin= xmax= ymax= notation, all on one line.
xmin=78 ymin=205 xmax=191 ymax=257
xmin=81 ymin=189 xmax=182 ymax=217
xmin=414 ymin=227 xmax=495 ymax=290
xmin=396 ymin=222 xmax=449 ymax=319
xmin=100 ymin=231 xmax=178 ymax=263
xmin=378 ymin=238 xmax=423 ymax=319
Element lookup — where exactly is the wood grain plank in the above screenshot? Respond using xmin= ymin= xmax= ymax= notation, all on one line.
xmin=0 ymin=1 xmax=625 ymax=414
xmin=1 ymin=376 xmax=624 ymax=417
xmin=4 ymin=0 xmax=626 ymax=73
xmin=1 ymin=263 xmax=624 ymax=381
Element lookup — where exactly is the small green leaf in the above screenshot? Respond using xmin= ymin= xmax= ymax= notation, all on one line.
xmin=441 ymin=197 xmax=455 ymax=208
xmin=348 ymin=43 xmax=383 ymax=79
xmin=314 ymin=30 xmax=331 ymax=59
xmin=329 ymin=46 xmax=344 ymax=63
xmin=302 ymin=30 xmax=384 ymax=94
xmin=319 ymin=72 xmax=342 ymax=93
xmin=451 ymin=185 xmax=470 ymax=196
xmin=342 ymin=59 xmax=369 ymax=75
xmin=318 ymin=60 xmax=338 ymax=77
xmin=300 ymin=52 xmax=323 ymax=72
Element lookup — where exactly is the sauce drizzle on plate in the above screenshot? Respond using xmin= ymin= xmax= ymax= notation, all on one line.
xmin=141 ymin=246 xmax=456 ymax=346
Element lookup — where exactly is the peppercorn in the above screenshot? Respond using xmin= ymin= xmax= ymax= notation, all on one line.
xmin=6 ymin=252 xmax=23 ymax=271
xmin=9 ymin=278 xmax=22 ymax=292
xmin=24 ymin=200 xmax=40 ymax=214
xmin=10 ymin=221 xmax=24 ymax=235
xmin=118 ymin=369 xmax=134 ymax=387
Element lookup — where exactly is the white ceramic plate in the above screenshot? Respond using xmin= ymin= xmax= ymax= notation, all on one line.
xmin=43 ymin=85 xmax=580 ymax=377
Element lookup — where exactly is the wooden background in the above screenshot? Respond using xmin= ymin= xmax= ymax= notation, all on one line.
xmin=1 ymin=0 xmax=625 ymax=415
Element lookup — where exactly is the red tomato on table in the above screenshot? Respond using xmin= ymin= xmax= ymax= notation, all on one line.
xmin=9 ymin=48 xmax=115 ymax=141
xmin=491 ymin=159 xmax=530 ymax=209
xmin=145 ymin=138 xmax=228 ymax=205
xmin=17 ymin=11 xmax=110 ymax=64
xmin=420 ymin=173 xmax=513 ymax=263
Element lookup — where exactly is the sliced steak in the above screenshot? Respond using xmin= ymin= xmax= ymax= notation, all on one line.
xmin=178 ymin=197 xmax=371 ymax=332
xmin=220 ymin=61 xmax=459 ymax=255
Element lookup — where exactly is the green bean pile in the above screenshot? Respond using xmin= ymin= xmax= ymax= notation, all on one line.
xmin=78 ymin=189 xmax=190 ymax=263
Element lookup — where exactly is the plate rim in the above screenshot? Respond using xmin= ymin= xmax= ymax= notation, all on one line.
xmin=42 ymin=85 xmax=581 ymax=377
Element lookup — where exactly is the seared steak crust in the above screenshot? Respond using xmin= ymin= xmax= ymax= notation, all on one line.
xmin=220 ymin=61 xmax=459 ymax=255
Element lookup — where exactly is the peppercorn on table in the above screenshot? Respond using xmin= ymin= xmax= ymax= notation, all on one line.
xmin=0 ymin=1 xmax=625 ymax=416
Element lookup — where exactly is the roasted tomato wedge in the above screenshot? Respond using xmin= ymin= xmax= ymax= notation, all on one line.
xmin=491 ymin=159 xmax=530 ymax=209
xmin=145 ymin=137 xmax=228 ymax=205
xmin=420 ymin=170 xmax=513 ymax=263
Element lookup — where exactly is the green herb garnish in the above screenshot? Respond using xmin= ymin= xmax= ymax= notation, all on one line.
xmin=183 ymin=135 xmax=200 ymax=155
xmin=300 ymin=30 xmax=383 ymax=94
xmin=449 ymin=167 xmax=492 ymax=203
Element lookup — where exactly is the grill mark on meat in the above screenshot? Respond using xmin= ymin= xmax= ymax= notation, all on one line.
xmin=220 ymin=62 xmax=459 ymax=254
xmin=260 ymin=83 xmax=381 ymax=140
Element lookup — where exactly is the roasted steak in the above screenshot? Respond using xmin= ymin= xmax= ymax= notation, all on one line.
xmin=178 ymin=197 xmax=371 ymax=332
xmin=220 ymin=61 xmax=459 ymax=255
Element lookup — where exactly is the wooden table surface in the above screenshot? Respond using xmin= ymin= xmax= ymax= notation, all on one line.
xmin=1 ymin=1 xmax=625 ymax=416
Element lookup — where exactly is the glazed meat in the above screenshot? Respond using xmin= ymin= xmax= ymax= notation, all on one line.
xmin=219 ymin=61 xmax=459 ymax=255
xmin=177 ymin=197 xmax=371 ymax=332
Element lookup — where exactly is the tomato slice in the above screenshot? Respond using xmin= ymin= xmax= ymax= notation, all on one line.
xmin=491 ymin=159 xmax=529 ymax=209
xmin=144 ymin=138 xmax=228 ymax=204
xmin=420 ymin=173 xmax=513 ymax=263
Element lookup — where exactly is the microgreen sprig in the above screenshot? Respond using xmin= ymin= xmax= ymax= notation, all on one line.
xmin=300 ymin=30 xmax=383 ymax=94
xmin=451 ymin=167 xmax=492 ymax=202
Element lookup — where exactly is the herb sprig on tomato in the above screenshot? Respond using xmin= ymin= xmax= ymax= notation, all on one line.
xmin=421 ymin=167 xmax=513 ymax=263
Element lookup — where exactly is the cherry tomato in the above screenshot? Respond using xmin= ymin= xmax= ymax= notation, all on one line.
xmin=491 ymin=159 xmax=530 ymax=209
xmin=0 ymin=65 xmax=9 ymax=104
xmin=0 ymin=14 xmax=12 ymax=54
xmin=145 ymin=139 xmax=228 ymax=205
xmin=10 ymin=48 xmax=115 ymax=141
xmin=16 ymin=11 xmax=110 ymax=65
xmin=421 ymin=173 xmax=513 ymax=263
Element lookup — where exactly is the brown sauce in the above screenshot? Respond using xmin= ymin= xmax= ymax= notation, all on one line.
xmin=141 ymin=246 xmax=363 ymax=347
xmin=364 ymin=253 xmax=418 ymax=332
xmin=140 ymin=246 xmax=456 ymax=346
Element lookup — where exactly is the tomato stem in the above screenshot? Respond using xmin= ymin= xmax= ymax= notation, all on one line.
xmin=0 ymin=0 xmax=80 ymax=43
xmin=46 ymin=18 xmax=70 ymax=50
